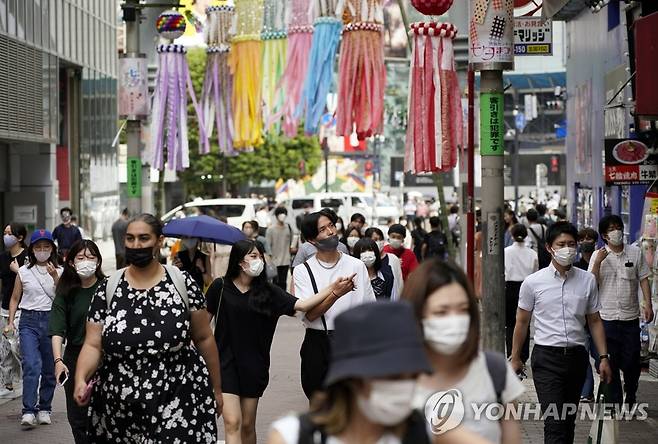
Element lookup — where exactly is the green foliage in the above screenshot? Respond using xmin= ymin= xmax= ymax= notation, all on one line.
xmin=180 ymin=48 xmax=322 ymax=197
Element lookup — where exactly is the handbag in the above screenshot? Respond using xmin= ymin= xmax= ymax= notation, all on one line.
xmin=587 ymin=383 xmax=619 ymax=444
xmin=210 ymin=278 xmax=224 ymax=333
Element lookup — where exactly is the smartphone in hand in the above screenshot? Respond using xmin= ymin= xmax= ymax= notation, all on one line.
xmin=57 ymin=371 xmax=69 ymax=387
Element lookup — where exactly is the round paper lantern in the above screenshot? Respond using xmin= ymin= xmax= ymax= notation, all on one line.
xmin=156 ymin=10 xmax=186 ymax=40
xmin=410 ymin=0 xmax=454 ymax=16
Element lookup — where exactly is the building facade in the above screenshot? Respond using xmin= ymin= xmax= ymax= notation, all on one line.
xmin=0 ymin=0 xmax=118 ymax=237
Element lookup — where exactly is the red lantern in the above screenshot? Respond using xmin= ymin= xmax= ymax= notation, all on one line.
xmin=410 ymin=0 xmax=454 ymax=16
xmin=514 ymin=0 xmax=534 ymax=7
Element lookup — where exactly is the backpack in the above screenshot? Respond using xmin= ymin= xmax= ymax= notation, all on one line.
xmin=105 ymin=265 xmax=189 ymax=310
xmin=483 ymin=350 xmax=507 ymax=405
xmin=426 ymin=231 xmax=448 ymax=259
xmin=528 ymin=225 xmax=551 ymax=269
xmin=297 ymin=410 xmax=431 ymax=444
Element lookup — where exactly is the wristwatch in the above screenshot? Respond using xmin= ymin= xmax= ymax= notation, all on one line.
xmin=599 ymin=353 xmax=611 ymax=361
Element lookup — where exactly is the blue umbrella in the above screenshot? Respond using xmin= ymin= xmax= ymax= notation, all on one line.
xmin=163 ymin=215 xmax=246 ymax=245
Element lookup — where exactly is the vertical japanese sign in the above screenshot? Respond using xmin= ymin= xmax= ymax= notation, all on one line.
xmin=118 ymin=55 xmax=149 ymax=119
xmin=514 ymin=17 xmax=553 ymax=56
xmin=480 ymin=93 xmax=504 ymax=156
xmin=469 ymin=0 xmax=515 ymax=70
xmin=127 ymin=157 xmax=142 ymax=198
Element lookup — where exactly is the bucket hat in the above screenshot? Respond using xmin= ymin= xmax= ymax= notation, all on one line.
xmin=30 ymin=229 xmax=53 ymax=244
xmin=324 ymin=301 xmax=432 ymax=386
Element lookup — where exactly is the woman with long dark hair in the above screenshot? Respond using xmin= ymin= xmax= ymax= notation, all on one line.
xmin=503 ymin=209 xmax=519 ymax=248
xmin=74 ymin=214 xmax=222 ymax=442
xmin=48 ymin=239 xmax=105 ymax=443
xmin=0 ymin=223 xmax=28 ymax=398
xmin=340 ymin=224 xmax=362 ymax=254
xmin=4 ymin=229 xmax=62 ymax=428
xmin=352 ymin=238 xmax=398 ymax=300
xmin=206 ymin=239 xmax=339 ymax=444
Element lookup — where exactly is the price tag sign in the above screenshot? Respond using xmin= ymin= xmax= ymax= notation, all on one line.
xmin=127 ymin=157 xmax=142 ymax=198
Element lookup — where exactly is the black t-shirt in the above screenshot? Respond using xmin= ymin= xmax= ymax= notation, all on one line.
xmin=52 ymin=224 xmax=82 ymax=253
xmin=177 ymin=249 xmax=208 ymax=289
xmin=0 ymin=250 xmax=29 ymax=310
xmin=206 ymin=278 xmax=297 ymax=393
xmin=574 ymin=257 xmax=589 ymax=271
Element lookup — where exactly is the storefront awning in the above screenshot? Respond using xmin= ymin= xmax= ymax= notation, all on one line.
xmin=543 ymin=0 xmax=589 ymax=21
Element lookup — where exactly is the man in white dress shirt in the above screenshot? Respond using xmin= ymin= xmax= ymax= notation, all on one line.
xmin=589 ymin=214 xmax=653 ymax=407
xmin=511 ymin=222 xmax=611 ymax=444
xmin=293 ymin=209 xmax=376 ymax=400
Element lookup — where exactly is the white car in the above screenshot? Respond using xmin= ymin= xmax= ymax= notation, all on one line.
xmin=161 ymin=198 xmax=264 ymax=229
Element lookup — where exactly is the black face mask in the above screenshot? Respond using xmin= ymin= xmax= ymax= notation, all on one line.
xmin=579 ymin=242 xmax=596 ymax=254
xmin=125 ymin=246 xmax=156 ymax=268
xmin=315 ymin=235 xmax=339 ymax=252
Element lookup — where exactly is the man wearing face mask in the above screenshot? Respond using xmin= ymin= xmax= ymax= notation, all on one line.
xmin=383 ymin=224 xmax=418 ymax=281
xmin=588 ymin=215 xmax=653 ymax=408
xmin=293 ymin=209 xmax=375 ymax=399
xmin=52 ymin=208 xmax=82 ymax=263
xmin=266 ymin=207 xmax=296 ymax=290
xmin=511 ymin=222 xmax=612 ymax=444
xmin=173 ymin=236 xmax=211 ymax=289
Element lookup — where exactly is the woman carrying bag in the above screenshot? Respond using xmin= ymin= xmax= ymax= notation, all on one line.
xmin=48 ymin=239 xmax=105 ymax=443
xmin=206 ymin=239 xmax=342 ymax=444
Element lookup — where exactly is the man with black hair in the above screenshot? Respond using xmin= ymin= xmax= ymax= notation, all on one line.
xmin=112 ymin=208 xmax=130 ymax=269
xmin=422 ymin=217 xmax=448 ymax=260
xmin=266 ymin=207 xmax=295 ymax=290
xmin=588 ymin=214 xmax=653 ymax=407
xmin=52 ymin=207 xmax=82 ymax=262
xmin=293 ymin=209 xmax=375 ymax=399
xmin=383 ymin=224 xmax=419 ymax=281
xmin=511 ymin=222 xmax=611 ymax=444
xmin=349 ymin=213 xmax=366 ymax=234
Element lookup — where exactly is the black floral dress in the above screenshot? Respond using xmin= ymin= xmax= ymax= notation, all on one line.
xmin=86 ymin=269 xmax=217 ymax=443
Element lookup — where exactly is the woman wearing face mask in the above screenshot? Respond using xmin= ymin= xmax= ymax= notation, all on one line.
xmin=365 ymin=227 xmax=404 ymax=296
xmin=206 ymin=239 xmax=339 ymax=444
xmin=0 ymin=223 xmax=28 ymax=398
xmin=335 ymin=217 xmax=345 ymax=238
xmin=73 ymin=214 xmax=222 ymax=443
xmin=243 ymin=220 xmax=270 ymax=254
xmin=403 ymin=259 xmax=525 ymax=444
xmin=267 ymin=301 xmax=490 ymax=444
xmin=340 ymin=224 xmax=362 ymax=254
xmin=352 ymin=238 xmax=398 ymax=300
xmin=4 ymin=229 xmax=62 ymax=428
xmin=48 ymin=240 xmax=105 ymax=443
xmin=173 ymin=236 xmax=211 ymax=289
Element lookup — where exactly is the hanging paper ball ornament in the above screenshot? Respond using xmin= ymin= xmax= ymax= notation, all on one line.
xmin=156 ymin=10 xmax=186 ymax=40
xmin=410 ymin=0 xmax=454 ymax=16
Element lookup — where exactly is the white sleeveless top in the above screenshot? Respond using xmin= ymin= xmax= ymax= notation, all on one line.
xmin=17 ymin=264 xmax=62 ymax=311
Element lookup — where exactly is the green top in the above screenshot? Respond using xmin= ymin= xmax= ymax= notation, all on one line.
xmin=48 ymin=281 xmax=100 ymax=346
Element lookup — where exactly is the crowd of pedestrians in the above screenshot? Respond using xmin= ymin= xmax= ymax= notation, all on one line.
xmin=0 ymin=198 xmax=653 ymax=444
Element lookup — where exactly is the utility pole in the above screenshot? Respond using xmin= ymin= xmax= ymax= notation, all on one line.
xmin=469 ymin=0 xmax=513 ymax=353
xmin=123 ymin=0 xmax=143 ymax=217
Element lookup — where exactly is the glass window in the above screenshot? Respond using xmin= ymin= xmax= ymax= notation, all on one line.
xmin=43 ymin=52 xmax=50 ymax=138
xmin=50 ymin=55 xmax=58 ymax=141
xmin=65 ymin=2 xmax=71 ymax=58
xmin=83 ymin=11 xmax=89 ymax=65
xmin=56 ymin=0 xmax=63 ymax=54
xmin=34 ymin=0 xmax=42 ymax=47
xmin=47 ymin=0 xmax=55 ymax=50
xmin=25 ymin=0 xmax=33 ymax=43
xmin=16 ymin=0 xmax=24 ymax=39
xmin=0 ymin=0 xmax=7 ymax=33
xmin=7 ymin=0 xmax=15 ymax=35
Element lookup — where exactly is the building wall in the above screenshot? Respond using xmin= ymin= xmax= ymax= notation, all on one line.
xmin=0 ymin=0 xmax=118 ymax=237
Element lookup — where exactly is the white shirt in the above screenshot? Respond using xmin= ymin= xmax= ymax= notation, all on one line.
xmin=17 ymin=264 xmax=63 ymax=311
xmin=385 ymin=253 xmax=404 ymax=298
xmin=271 ymin=415 xmax=401 ymax=444
xmin=525 ymin=223 xmax=545 ymax=252
xmin=293 ymin=254 xmax=376 ymax=330
xmin=504 ymin=243 xmax=538 ymax=282
xmin=519 ymin=263 xmax=600 ymax=347
xmin=414 ymin=352 xmax=525 ymax=444
xmin=588 ymin=244 xmax=650 ymax=321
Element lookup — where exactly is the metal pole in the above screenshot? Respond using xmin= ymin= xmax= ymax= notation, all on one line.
xmin=124 ymin=0 xmax=142 ymax=216
xmin=480 ymin=70 xmax=506 ymax=353
xmin=514 ymin=117 xmax=520 ymax=213
xmin=467 ymin=69 xmax=475 ymax=282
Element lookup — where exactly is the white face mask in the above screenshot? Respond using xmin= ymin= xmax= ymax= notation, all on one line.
xmin=423 ymin=314 xmax=470 ymax=355
xmin=347 ymin=236 xmax=360 ymax=248
xmin=243 ymin=258 xmax=264 ymax=277
xmin=277 ymin=213 xmax=286 ymax=223
xmin=388 ymin=238 xmax=403 ymax=249
xmin=551 ymin=247 xmax=577 ymax=267
xmin=35 ymin=250 xmax=52 ymax=263
xmin=360 ymin=251 xmax=376 ymax=267
xmin=607 ymin=230 xmax=623 ymax=246
xmin=375 ymin=240 xmax=385 ymax=252
xmin=336 ymin=223 xmax=343 ymax=231
xmin=3 ymin=234 xmax=18 ymax=249
xmin=357 ymin=380 xmax=417 ymax=426
xmin=75 ymin=260 xmax=97 ymax=278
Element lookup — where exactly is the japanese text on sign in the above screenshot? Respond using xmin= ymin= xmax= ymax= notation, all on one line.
xmin=487 ymin=213 xmax=500 ymax=256
xmin=514 ymin=17 xmax=553 ymax=56
xmin=127 ymin=157 xmax=142 ymax=198
xmin=480 ymin=93 xmax=505 ymax=156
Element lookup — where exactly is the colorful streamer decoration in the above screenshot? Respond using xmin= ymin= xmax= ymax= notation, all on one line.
xmin=150 ymin=44 xmax=208 ymax=171
xmin=301 ymin=0 xmax=342 ymax=135
xmin=261 ymin=0 xmax=288 ymax=132
xmin=202 ymin=5 xmax=235 ymax=155
xmin=229 ymin=0 xmax=265 ymax=149
xmin=335 ymin=0 xmax=386 ymax=140
xmin=278 ymin=0 xmax=313 ymax=137
xmin=405 ymin=22 xmax=463 ymax=174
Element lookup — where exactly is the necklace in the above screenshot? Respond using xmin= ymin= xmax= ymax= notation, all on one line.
xmin=34 ymin=265 xmax=49 ymax=275
xmin=317 ymin=252 xmax=342 ymax=270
